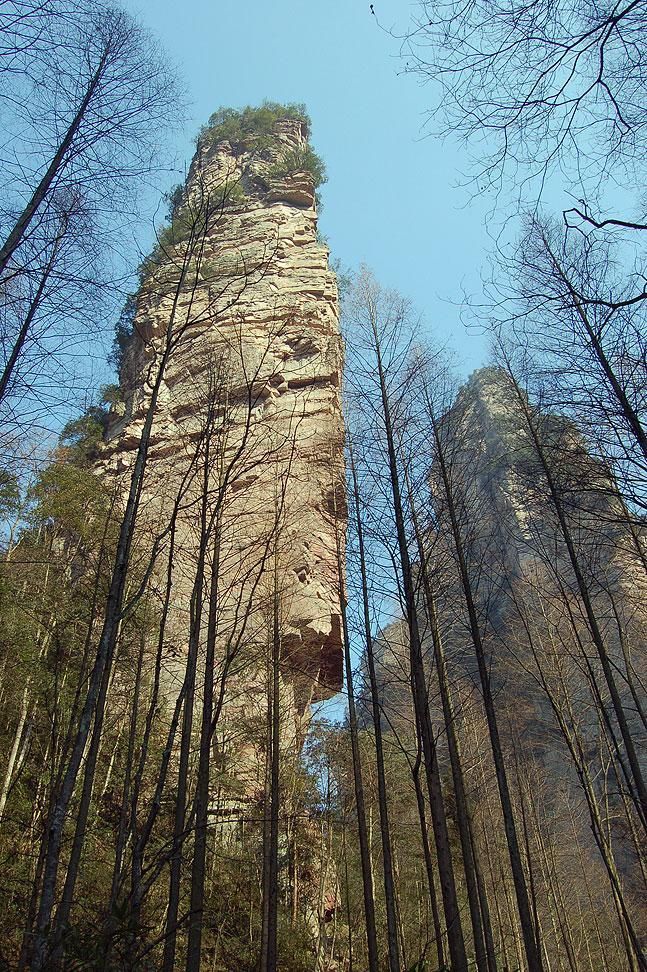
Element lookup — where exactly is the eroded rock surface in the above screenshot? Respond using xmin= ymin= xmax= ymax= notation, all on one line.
xmin=99 ymin=115 xmax=345 ymax=779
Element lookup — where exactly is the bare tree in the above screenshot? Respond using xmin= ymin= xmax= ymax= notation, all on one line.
xmin=0 ymin=1 xmax=179 ymax=449
xmin=505 ymin=566 xmax=646 ymax=971
xmin=496 ymin=355 xmax=647 ymax=828
xmin=403 ymin=452 xmax=496 ymax=972
xmin=421 ymin=370 xmax=544 ymax=972
xmin=0 ymin=3 xmax=177 ymax=280
xmin=346 ymin=438 xmax=401 ymax=972
xmin=333 ymin=444 xmax=381 ymax=972
xmin=401 ymin=0 xmax=647 ymax=206
xmin=485 ymin=217 xmax=646 ymax=522
xmin=344 ymin=267 xmax=469 ymax=972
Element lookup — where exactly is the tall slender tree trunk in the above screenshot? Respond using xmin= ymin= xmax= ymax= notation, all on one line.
xmin=130 ymin=681 xmax=187 ymax=924
xmin=407 ymin=471 xmax=493 ymax=972
xmin=346 ymin=443 xmax=395 ymax=970
xmin=51 ymin=629 xmax=120 ymax=961
xmin=371 ymin=337 xmax=468 ymax=972
xmin=0 ymin=685 xmax=31 ymax=824
xmin=0 ymin=225 xmax=64 ymax=405
xmin=128 ymin=449 xmax=203 ymax=930
xmin=186 ymin=527 xmax=221 ymax=970
xmin=411 ymin=736 xmax=445 ymax=971
xmin=431 ymin=418 xmax=544 ymax=972
xmin=0 ymin=54 xmax=108 ymax=279
xmin=335 ymin=541 xmax=380 ymax=972
xmin=106 ymin=632 xmax=147 ymax=925
xmin=260 ymin=555 xmax=281 ymax=972
xmin=162 ymin=446 xmax=212 ymax=972
xmin=29 ymin=238 xmax=195 ymax=969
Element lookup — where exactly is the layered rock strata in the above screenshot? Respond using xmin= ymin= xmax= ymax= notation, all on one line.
xmin=100 ymin=113 xmax=345 ymax=784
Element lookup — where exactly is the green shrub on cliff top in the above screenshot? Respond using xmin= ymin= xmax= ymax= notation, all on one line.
xmin=201 ymin=103 xmax=327 ymax=188
xmin=267 ymin=144 xmax=327 ymax=188
xmin=199 ymin=101 xmax=311 ymax=147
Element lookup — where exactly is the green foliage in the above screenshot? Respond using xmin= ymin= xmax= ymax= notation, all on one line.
xmin=155 ymin=220 xmax=185 ymax=253
xmin=200 ymin=101 xmax=311 ymax=148
xmin=155 ymin=203 xmax=211 ymax=251
xmin=0 ymin=457 xmax=123 ymax=955
xmin=100 ymin=383 xmax=123 ymax=406
xmin=332 ymin=258 xmax=353 ymax=297
xmin=164 ymin=182 xmax=185 ymax=220
xmin=59 ymin=406 xmax=109 ymax=462
xmin=267 ymin=145 xmax=327 ymax=188
xmin=111 ymin=295 xmax=136 ymax=376
xmin=0 ymin=444 xmax=164 ymax=967
xmin=136 ymin=103 xmax=325 ymax=293
xmin=217 ymin=180 xmax=246 ymax=206
xmin=31 ymin=463 xmax=111 ymax=539
xmin=140 ymin=180 xmax=247 ymax=287
xmin=0 ymin=469 xmax=20 ymax=521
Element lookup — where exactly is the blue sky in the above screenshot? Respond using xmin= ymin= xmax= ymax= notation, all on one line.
xmin=124 ymin=0 xmax=494 ymax=377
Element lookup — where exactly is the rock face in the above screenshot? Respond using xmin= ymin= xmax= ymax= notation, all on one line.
xmin=100 ymin=111 xmax=345 ymax=785
xmin=376 ymin=367 xmax=646 ymax=709
xmin=373 ymin=368 xmax=645 ymax=885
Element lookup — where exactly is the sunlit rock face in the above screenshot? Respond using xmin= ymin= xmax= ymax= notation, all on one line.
xmin=99 ymin=113 xmax=345 ymax=782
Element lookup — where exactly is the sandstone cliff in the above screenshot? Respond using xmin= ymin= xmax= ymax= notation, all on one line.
xmin=99 ymin=107 xmax=345 ymax=783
